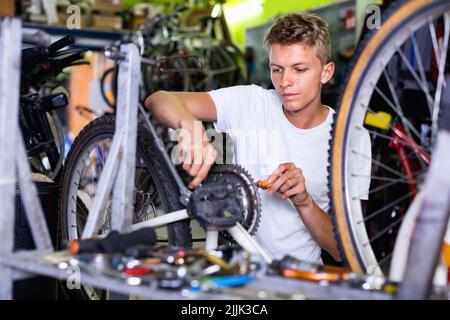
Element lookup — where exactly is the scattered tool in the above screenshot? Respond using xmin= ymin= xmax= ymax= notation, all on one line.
xmin=272 ymin=255 xmax=351 ymax=282
xmin=69 ymin=227 xmax=157 ymax=255
xmin=256 ymin=180 xmax=272 ymax=190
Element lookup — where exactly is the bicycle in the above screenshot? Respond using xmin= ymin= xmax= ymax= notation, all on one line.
xmin=58 ymin=44 xmax=265 ymax=300
xmin=20 ymin=35 xmax=87 ymax=181
xmin=328 ymin=0 xmax=450 ymax=278
xmin=99 ymin=4 xmax=246 ymax=111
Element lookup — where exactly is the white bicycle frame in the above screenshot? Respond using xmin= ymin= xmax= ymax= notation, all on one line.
xmin=390 ymin=190 xmax=450 ymax=286
xmin=81 ymin=43 xmax=273 ymax=264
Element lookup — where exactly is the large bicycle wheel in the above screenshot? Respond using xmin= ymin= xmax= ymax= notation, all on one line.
xmin=330 ymin=0 xmax=450 ymax=276
xmin=58 ymin=115 xmax=191 ymax=299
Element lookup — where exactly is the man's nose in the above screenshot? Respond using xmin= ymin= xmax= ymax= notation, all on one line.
xmin=280 ymin=71 xmax=293 ymax=87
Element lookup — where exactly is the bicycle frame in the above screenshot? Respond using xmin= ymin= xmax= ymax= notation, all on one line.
xmin=81 ymin=43 xmax=273 ymax=264
xmin=388 ymin=122 xmax=431 ymax=196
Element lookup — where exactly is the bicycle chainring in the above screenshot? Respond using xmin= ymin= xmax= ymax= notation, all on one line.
xmin=200 ymin=164 xmax=261 ymax=244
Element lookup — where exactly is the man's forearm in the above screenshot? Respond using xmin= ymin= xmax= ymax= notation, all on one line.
xmin=295 ymin=195 xmax=341 ymax=261
xmin=145 ymin=90 xmax=197 ymax=129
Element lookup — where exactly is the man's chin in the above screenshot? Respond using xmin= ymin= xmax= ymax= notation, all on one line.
xmin=282 ymin=102 xmax=302 ymax=112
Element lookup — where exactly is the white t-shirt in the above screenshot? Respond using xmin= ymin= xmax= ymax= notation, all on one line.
xmin=209 ymin=84 xmax=371 ymax=264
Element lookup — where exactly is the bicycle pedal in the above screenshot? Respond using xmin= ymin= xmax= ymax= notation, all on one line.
xmin=188 ymin=183 xmax=244 ymax=231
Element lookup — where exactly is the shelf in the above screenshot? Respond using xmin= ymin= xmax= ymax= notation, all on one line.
xmin=0 ymin=250 xmax=395 ymax=300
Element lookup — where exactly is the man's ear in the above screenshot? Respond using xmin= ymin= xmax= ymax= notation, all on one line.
xmin=321 ymin=61 xmax=335 ymax=84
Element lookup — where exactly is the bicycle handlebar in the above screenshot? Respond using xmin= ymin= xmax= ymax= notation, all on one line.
xmin=21 ymin=36 xmax=87 ymax=89
xmin=48 ymin=35 xmax=75 ymax=55
xmin=105 ymin=44 xmax=203 ymax=73
xmin=22 ymin=30 xmax=50 ymax=47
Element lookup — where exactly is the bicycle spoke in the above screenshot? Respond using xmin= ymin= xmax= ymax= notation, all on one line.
xmin=411 ymin=33 xmax=433 ymax=116
xmin=364 ymin=128 xmax=430 ymax=165
xmin=405 ymin=149 xmax=428 ymax=173
xmin=381 ymin=68 xmax=415 ymax=138
xmin=431 ymin=13 xmax=450 ymax=140
xmin=71 ymin=192 xmax=90 ymax=222
xmin=352 ymin=178 xmax=405 ymax=200
xmin=97 ymin=142 xmax=107 ymax=167
xmin=377 ymin=251 xmax=393 ymax=267
xmin=363 ymin=127 xmax=411 ymax=147
xmin=371 ymin=86 xmax=422 ymax=143
xmin=138 ymin=190 xmax=159 ymax=220
xmin=135 ymin=167 xmax=153 ymax=192
xmin=365 ymin=217 xmax=403 ymax=246
xmin=365 ymin=106 xmax=426 ymax=154
xmin=429 ymin=20 xmax=441 ymax=70
xmin=351 ymin=174 xmax=413 ymax=184
xmin=351 ymin=149 xmax=409 ymax=179
xmin=358 ymin=190 xmax=415 ymax=224
xmin=396 ymin=47 xmax=434 ymax=110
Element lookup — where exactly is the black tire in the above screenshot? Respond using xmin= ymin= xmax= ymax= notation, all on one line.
xmin=100 ymin=67 xmax=118 ymax=110
xmin=58 ymin=115 xmax=191 ymax=299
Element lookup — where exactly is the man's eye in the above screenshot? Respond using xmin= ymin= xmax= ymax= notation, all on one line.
xmin=271 ymin=68 xmax=281 ymax=73
xmin=296 ymin=69 xmax=307 ymax=73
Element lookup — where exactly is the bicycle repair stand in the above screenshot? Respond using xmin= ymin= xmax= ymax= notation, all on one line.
xmin=0 ymin=17 xmax=272 ymax=299
xmin=0 ymin=18 xmax=55 ymax=300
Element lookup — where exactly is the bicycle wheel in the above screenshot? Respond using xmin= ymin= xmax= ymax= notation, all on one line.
xmin=58 ymin=115 xmax=191 ymax=299
xmin=330 ymin=0 xmax=450 ymax=276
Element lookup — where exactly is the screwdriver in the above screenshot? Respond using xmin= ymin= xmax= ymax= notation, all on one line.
xmin=69 ymin=227 xmax=157 ymax=255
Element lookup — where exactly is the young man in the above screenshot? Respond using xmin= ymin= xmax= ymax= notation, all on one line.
xmin=145 ymin=13 xmax=371 ymax=264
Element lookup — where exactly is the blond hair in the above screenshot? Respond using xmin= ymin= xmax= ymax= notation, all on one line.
xmin=264 ymin=12 xmax=331 ymax=64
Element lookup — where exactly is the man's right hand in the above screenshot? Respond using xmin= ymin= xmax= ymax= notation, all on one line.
xmin=177 ymin=119 xmax=218 ymax=189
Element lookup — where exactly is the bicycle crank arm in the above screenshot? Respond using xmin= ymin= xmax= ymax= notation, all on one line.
xmin=129 ymin=209 xmax=189 ymax=231
xmin=226 ymin=223 xmax=273 ymax=264
xmin=205 ymin=230 xmax=219 ymax=251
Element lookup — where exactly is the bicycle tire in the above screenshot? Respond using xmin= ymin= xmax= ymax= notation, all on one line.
xmin=99 ymin=67 xmax=117 ymax=110
xmin=58 ymin=115 xmax=191 ymax=299
xmin=329 ymin=0 xmax=450 ymax=275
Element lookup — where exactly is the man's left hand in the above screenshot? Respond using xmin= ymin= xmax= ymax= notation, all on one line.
xmin=267 ymin=162 xmax=310 ymax=207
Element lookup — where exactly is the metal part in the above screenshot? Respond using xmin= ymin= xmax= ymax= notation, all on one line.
xmin=155 ymin=54 xmax=203 ymax=73
xmin=111 ymin=43 xmax=140 ymax=233
xmin=130 ymin=209 xmax=189 ymax=231
xmin=0 ymin=18 xmax=54 ymax=299
xmin=189 ymin=183 xmax=243 ymax=230
xmin=205 ymin=231 xmax=219 ymax=251
xmin=227 ymin=223 xmax=273 ymax=264
xmin=138 ymin=103 xmax=192 ymax=205
xmin=22 ymin=29 xmax=50 ymax=47
xmin=397 ymin=130 xmax=450 ymax=299
xmin=203 ymin=165 xmax=261 ymax=241
xmin=104 ymin=46 xmax=126 ymax=61
xmin=0 ymin=17 xmax=22 ymax=300
xmin=82 ymin=44 xmax=140 ymax=237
